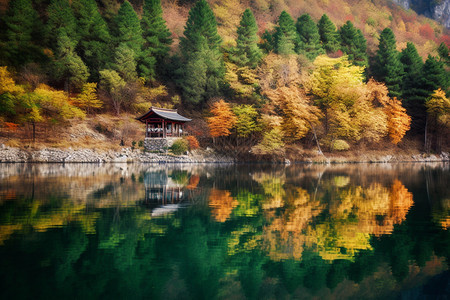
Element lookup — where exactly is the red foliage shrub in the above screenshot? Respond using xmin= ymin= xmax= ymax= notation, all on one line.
xmin=419 ymin=23 xmax=434 ymax=40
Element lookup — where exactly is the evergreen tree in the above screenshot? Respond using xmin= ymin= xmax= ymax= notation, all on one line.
xmin=2 ymin=0 xmax=43 ymax=67
xmin=296 ymin=13 xmax=324 ymax=60
xmin=140 ymin=0 xmax=173 ymax=80
xmin=400 ymin=42 xmax=426 ymax=128
xmin=339 ymin=21 xmax=368 ymax=68
xmin=46 ymin=0 xmax=78 ymax=51
xmin=178 ymin=0 xmax=224 ymax=105
xmin=317 ymin=14 xmax=340 ymax=53
xmin=52 ymin=32 xmax=89 ymax=92
xmin=260 ymin=30 xmax=275 ymax=53
xmin=274 ymin=11 xmax=298 ymax=55
xmin=113 ymin=44 xmax=138 ymax=82
xmin=72 ymin=0 xmax=112 ymax=81
xmin=112 ymin=0 xmax=143 ymax=60
xmin=421 ymin=55 xmax=448 ymax=96
xmin=232 ymin=8 xmax=263 ymax=68
xmin=372 ymin=28 xmax=404 ymax=98
xmin=180 ymin=0 xmax=222 ymax=53
xmin=437 ymin=42 xmax=450 ymax=67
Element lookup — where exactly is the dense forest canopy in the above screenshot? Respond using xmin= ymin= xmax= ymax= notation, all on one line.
xmin=0 ymin=0 xmax=449 ymax=156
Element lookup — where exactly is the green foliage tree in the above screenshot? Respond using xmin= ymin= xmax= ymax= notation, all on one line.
xmin=400 ymin=42 xmax=426 ymax=129
xmin=274 ymin=11 xmax=298 ymax=55
xmin=317 ymin=14 xmax=340 ymax=53
xmin=260 ymin=29 xmax=275 ymax=53
xmin=140 ymin=0 xmax=172 ymax=80
xmin=231 ymin=9 xmax=263 ymax=68
xmin=113 ymin=44 xmax=138 ymax=82
xmin=99 ymin=69 xmax=126 ymax=115
xmin=338 ymin=21 xmax=368 ymax=68
xmin=2 ymin=0 xmax=43 ymax=67
xmin=296 ymin=14 xmax=324 ymax=60
xmin=421 ymin=55 xmax=448 ymax=96
xmin=372 ymin=28 xmax=404 ymax=98
xmin=178 ymin=0 xmax=224 ymax=105
xmin=437 ymin=42 xmax=450 ymax=67
xmin=72 ymin=0 xmax=112 ymax=81
xmin=52 ymin=32 xmax=90 ymax=92
xmin=45 ymin=0 xmax=78 ymax=51
xmin=232 ymin=104 xmax=259 ymax=138
xmin=112 ymin=0 xmax=143 ymax=60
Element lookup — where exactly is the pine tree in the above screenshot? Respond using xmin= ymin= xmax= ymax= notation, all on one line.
xmin=180 ymin=0 xmax=222 ymax=53
xmin=113 ymin=44 xmax=138 ymax=82
xmin=260 ymin=30 xmax=275 ymax=53
xmin=400 ymin=42 xmax=426 ymax=129
xmin=140 ymin=0 xmax=173 ymax=80
xmin=52 ymin=32 xmax=89 ymax=92
xmin=339 ymin=21 xmax=368 ymax=68
xmin=232 ymin=8 xmax=262 ymax=68
xmin=317 ymin=14 xmax=340 ymax=53
xmin=421 ymin=55 xmax=448 ymax=96
xmin=274 ymin=11 xmax=298 ymax=55
xmin=437 ymin=42 xmax=450 ymax=67
xmin=296 ymin=13 xmax=324 ymax=60
xmin=46 ymin=0 xmax=78 ymax=51
xmin=178 ymin=0 xmax=224 ymax=105
xmin=72 ymin=0 xmax=112 ymax=81
xmin=112 ymin=0 xmax=143 ymax=60
xmin=372 ymin=28 xmax=404 ymax=98
xmin=2 ymin=0 xmax=43 ymax=67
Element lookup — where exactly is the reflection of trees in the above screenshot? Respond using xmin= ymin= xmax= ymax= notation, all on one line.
xmin=209 ymin=189 xmax=238 ymax=222
xmin=0 ymin=164 xmax=448 ymax=299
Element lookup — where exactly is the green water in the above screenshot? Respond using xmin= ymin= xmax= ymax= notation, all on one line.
xmin=0 ymin=163 xmax=448 ymax=299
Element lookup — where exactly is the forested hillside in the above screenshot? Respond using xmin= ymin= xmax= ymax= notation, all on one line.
xmin=0 ymin=0 xmax=449 ymax=158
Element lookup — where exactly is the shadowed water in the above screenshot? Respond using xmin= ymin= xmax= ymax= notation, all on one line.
xmin=0 ymin=163 xmax=448 ymax=299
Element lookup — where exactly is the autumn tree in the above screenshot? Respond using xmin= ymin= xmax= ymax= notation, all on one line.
xmin=317 ymin=14 xmax=340 ymax=54
xmin=372 ymin=28 xmax=404 ymax=98
xmin=207 ymin=99 xmax=237 ymax=139
xmin=296 ymin=14 xmax=324 ymax=61
xmin=425 ymin=88 xmax=450 ymax=152
xmin=0 ymin=66 xmax=24 ymax=117
xmin=232 ymin=104 xmax=259 ymax=138
xmin=73 ymin=82 xmax=103 ymax=114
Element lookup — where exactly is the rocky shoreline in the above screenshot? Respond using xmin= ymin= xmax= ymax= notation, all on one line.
xmin=0 ymin=145 xmax=448 ymax=163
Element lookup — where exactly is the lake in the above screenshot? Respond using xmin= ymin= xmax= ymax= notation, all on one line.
xmin=0 ymin=163 xmax=448 ymax=299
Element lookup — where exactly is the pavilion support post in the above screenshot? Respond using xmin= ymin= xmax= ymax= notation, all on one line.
xmin=145 ymin=120 xmax=148 ymax=138
xmin=163 ymin=120 xmax=166 ymax=138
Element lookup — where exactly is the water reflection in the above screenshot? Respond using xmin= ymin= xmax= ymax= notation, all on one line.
xmin=0 ymin=163 xmax=448 ymax=299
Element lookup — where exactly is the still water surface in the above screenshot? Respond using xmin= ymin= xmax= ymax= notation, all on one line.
xmin=0 ymin=163 xmax=448 ymax=299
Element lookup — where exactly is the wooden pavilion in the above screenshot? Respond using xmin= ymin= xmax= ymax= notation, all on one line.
xmin=137 ymin=107 xmax=192 ymax=138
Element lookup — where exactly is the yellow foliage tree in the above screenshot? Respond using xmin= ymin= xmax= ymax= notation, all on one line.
xmin=207 ymin=99 xmax=237 ymax=138
xmin=0 ymin=66 xmax=24 ymax=95
xmin=265 ymin=85 xmax=323 ymax=145
xmin=74 ymin=83 xmax=103 ymax=114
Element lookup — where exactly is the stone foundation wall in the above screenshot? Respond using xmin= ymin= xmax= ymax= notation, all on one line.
xmin=144 ymin=137 xmax=178 ymax=152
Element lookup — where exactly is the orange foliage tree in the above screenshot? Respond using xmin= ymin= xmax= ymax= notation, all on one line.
xmin=207 ymin=99 xmax=237 ymax=138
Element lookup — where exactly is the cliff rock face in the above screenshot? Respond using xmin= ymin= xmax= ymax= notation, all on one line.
xmin=392 ymin=0 xmax=450 ymax=28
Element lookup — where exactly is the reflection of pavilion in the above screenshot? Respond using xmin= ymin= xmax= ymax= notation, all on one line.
xmin=144 ymin=171 xmax=185 ymax=206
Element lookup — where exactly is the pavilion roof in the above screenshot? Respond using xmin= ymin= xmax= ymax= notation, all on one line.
xmin=137 ymin=107 xmax=192 ymax=122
